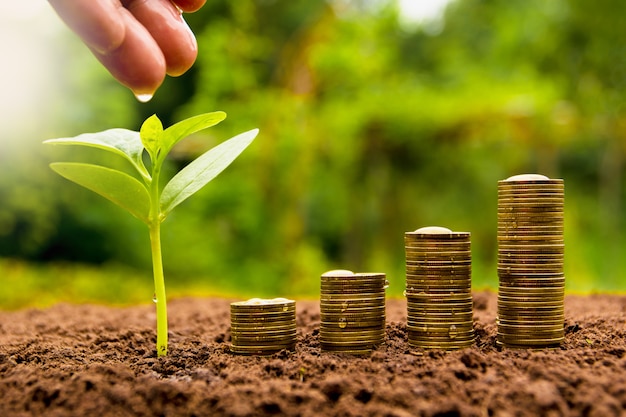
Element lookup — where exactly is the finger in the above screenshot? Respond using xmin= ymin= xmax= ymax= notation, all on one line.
xmin=124 ymin=0 xmax=198 ymax=77
xmin=91 ymin=9 xmax=166 ymax=98
xmin=171 ymin=0 xmax=207 ymax=13
xmin=48 ymin=0 xmax=126 ymax=54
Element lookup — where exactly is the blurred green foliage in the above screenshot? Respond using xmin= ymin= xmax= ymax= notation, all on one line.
xmin=1 ymin=0 xmax=625 ymax=309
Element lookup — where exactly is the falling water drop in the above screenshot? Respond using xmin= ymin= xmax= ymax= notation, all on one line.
xmin=152 ymin=293 xmax=157 ymax=303
xmin=135 ymin=93 xmax=154 ymax=103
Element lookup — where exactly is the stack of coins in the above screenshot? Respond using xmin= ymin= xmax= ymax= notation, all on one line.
xmin=230 ymin=298 xmax=297 ymax=355
xmin=497 ymin=174 xmax=565 ymax=348
xmin=405 ymin=226 xmax=474 ymax=350
xmin=319 ymin=270 xmax=387 ymax=355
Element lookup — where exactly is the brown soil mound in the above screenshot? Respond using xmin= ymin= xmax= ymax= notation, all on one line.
xmin=0 ymin=292 xmax=625 ymax=417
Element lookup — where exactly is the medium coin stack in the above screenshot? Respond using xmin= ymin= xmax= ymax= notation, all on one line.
xmin=230 ymin=297 xmax=297 ymax=355
xmin=497 ymin=174 xmax=565 ymax=348
xmin=405 ymin=226 xmax=474 ymax=350
xmin=319 ymin=270 xmax=387 ymax=355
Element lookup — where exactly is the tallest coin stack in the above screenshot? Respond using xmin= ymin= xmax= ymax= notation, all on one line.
xmin=496 ymin=174 xmax=565 ymax=348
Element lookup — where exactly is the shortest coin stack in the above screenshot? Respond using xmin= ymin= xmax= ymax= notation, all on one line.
xmin=405 ymin=226 xmax=475 ymax=350
xmin=320 ymin=270 xmax=387 ymax=355
xmin=230 ymin=297 xmax=297 ymax=355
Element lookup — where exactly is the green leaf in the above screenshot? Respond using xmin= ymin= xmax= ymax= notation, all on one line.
xmin=43 ymin=129 xmax=149 ymax=178
xmin=160 ymin=128 xmax=258 ymax=216
xmin=50 ymin=162 xmax=151 ymax=224
xmin=140 ymin=114 xmax=163 ymax=159
xmin=160 ymin=111 xmax=227 ymax=160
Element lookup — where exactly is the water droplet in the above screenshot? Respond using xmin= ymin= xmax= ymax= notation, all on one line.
xmin=283 ymin=304 xmax=289 ymax=312
xmin=448 ymin=325 xmax=457 ymax=340
xmin=135 ymin=93 xmax=153 ymax=103
xmin=338 ymin=317 xmax=347 ymax=329
xmin=403 ymin=290 xmax=407 ymax=297
xmin=341 ymin=302 xmax=348 ymax=312
xmin=383 ymin=280 xmax=390 ymax=289
xmin=152 ymin=293 xmax=157 ymax=303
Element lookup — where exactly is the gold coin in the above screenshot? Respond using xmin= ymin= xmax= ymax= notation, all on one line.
xmin=320 ymin=320 xmax=385 ymax=330
xmin=230 ymin=343 xmax=296 ymax=355
xmin=230 ymin=309 xmax=296 ymax=318
xmin=320 ymin=312 xmax=385 ymax=322
xmin=320 ymin=333 xmax=385 ymax=343
xmin=497 ymin=313 xmax=564 ymax=321
xmin=320 ymin=300 xmax=385 ymax=310
xmin=320 ymin=338 xmax=384 ymax=347
xmin=321 ymin=275 xmax=386 ymax=283
xmin=406 ymin=322 xmax=473 ymax=332
xmin=496 ymin=334 xmax=563 ymax=345
xmin=406 ymin=332 xmax=475 ymax=341
xmin=498 ymin=286 xmax=564 ymax=294
xmin=407 ymin=340 xmax=474 ymax=350
xmin=320 ymin=292 xmax=386 ymax=300
xmin=323 ymin=348 xmax=373 ymax=356
xmin=231 ymin=335 xmax=297 ymax=347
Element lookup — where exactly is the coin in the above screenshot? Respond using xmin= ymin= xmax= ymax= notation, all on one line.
xmin=496 ymin=335 xmax=563 ymax=346
xmin=320 ymin=312 xmax=386 ymax=323
xmin=320 ymin=300 xmax=385 ymax=310
xmin=498 ymin=286 xmax=564 ymax=294
xmin=407 ymin=336 xmax=474 ymax=350
xmin=231 ymin=334 xmax=298 ymax=346
xmin=230 ymin=342 xmax=296 ymax=355
xmin=320 ymin=341 xmax=382 ymax=350
xmin=231 ymin=297 xmax=295 ymax=310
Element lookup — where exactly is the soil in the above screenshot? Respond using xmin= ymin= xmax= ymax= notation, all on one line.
xmin=0 ymin=292 xmax=625 ymax=417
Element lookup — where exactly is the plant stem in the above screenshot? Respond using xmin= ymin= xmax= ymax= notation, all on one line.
xmin=148 ymin=161 xmax=167 ymax=357
xmin=149 ymin=220 xmax=168 ymax=357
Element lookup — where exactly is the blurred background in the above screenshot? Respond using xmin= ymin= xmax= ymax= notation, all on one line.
xmin=0 ymin=0 xmax=624 ymax=309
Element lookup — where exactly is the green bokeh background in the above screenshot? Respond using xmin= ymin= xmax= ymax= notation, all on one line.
xmin=0 ymin=0 xmax=624 ymax=310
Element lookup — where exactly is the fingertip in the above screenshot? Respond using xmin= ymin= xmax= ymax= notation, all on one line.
xmin=165 ymin=16 xmax=198 ymax=76
xmin=128 ymin=0 xmax=199 ymax=77
xmin=91 ymin=10 xmax=166 ymax=98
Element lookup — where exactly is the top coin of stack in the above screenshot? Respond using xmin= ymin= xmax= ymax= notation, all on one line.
xmin=230 ymin=297 xmax=297 ymax=355
xmin=497 ymin=174 xmax=565 ymax=348
xmin=404 ymin=226 xmax=474 ymax=350
xmin=319 ymin=269 xmax=387 ymax=355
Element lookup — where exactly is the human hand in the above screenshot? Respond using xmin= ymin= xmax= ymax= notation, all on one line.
xmin=48 ymin=0 xmax=207 ymax=101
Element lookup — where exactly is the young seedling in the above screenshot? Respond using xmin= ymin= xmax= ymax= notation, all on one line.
xmin=44 ymin=112 xmax=258 ymax=356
